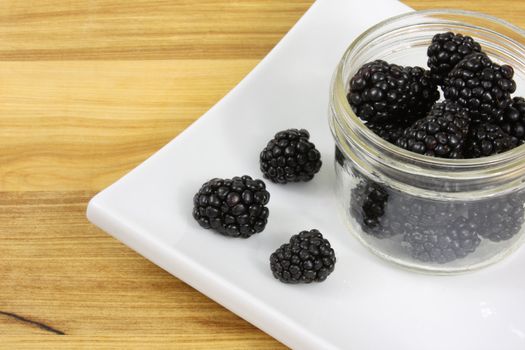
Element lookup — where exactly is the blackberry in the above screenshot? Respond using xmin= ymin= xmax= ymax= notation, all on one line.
xmin=465 ymin=123 xmax=518 ymax=158
xmin=393 ymin=194 xmax=463 ymax=229
xmin=348 ymin=60 xmax=439 ymax=124
xmin=366 ymin=121 xmax=409 ymax=143
xmin=443 ymin=52 xmax=516 ymax=124
xmin=497 ymin=96 xmax=525 ymax=144
xmin=350 ymin=180 xmax=403 ymax=239
xmin=402 ymin=217 xmax=481 ymax=264
xmin=192 ymin=176 xmax=270 ymax=238
xmin=427 ymin=32 xmax=482 ymax=84
xmin=468 ymin=193 xmax=525 ymax=242
xmin=335 ymin=146 xmax=345 ymax=167
xmin=396 ymin=100 xmax=471 ymax=158
xmin=270 ymin=229 xmax=336 ymax=283
xmin=260 ymin=129 xmax=322 ymax=184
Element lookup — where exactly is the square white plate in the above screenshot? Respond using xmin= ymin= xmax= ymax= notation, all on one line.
xmin=87 ymin=1 xmax=525 ymax=349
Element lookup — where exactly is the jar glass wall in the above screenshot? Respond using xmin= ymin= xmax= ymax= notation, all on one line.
xmin=329 ymin=10 xmax=525 ymax=273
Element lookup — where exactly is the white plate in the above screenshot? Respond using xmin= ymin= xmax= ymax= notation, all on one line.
xmin=87 ymin=1 xmax=525 ymax=349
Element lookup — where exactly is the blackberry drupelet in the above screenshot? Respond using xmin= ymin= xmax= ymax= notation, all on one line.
xmin=465 ymin=123 xmax=518 ymax=158
xmin=366 ymin=121 xmax=409 ymax=143
xmin=260 ymin=129 xmax=322 ymax=184
xmin=348 ymin=60 xmax=439 ymax=124
xmin=270 ymin=229 xmax=336 ymax=284
xmin=350 ymin=180 xmax=403 ymax=239
xmin=497 ymin=96 xmax=525 ymax=144
xmin=402 ymin=216 xmax=481 ymax=264
xmin=192 ymin=176 xmax=270 ymax=238
xmin=396 ymin=100 xmax=471 ymax=158
xmin=468 ymin=193 xmax=525 ymax=242
xmin=427 ymin=32 xmax=482 ymax=84
xmin=443 ymin=52 xmax=516 ymax=124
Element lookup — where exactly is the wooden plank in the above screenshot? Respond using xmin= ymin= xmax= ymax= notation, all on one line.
xmin=0 ymin=191 xmax=282 ymax=348
xmin=403 ymin=0 xmax=525 ymax=27
xmin=2 ymin=336 xmax=277 ymax=349
xmin=0 ymin=60 xmax=258 ymax=191
xmin=0 ymin=0 xmax=313 ymax=60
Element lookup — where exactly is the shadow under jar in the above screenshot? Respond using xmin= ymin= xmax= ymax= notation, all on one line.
xmin=329 ymin=9 xmax=525 ymax=273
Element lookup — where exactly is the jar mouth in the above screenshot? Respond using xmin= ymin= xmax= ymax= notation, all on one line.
xmin=332 ymin=9 xmax=525 ymax=183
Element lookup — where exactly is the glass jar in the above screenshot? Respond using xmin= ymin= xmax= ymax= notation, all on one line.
xmin=329 ymin=9 xmax=525 ymax=273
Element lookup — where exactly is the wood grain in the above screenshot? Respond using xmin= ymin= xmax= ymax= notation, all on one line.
xmin=1 ymin=0 xmax=524 ymax=348
xmin=403 ymin=0 xmax=525 ymax=27
xmin=0 ymin=60 xmax=259 ymax=191
xmin=0 ymin=190 xmax=280 ymax=347
xmin=0 ymin=0 xmax=313 ymax=60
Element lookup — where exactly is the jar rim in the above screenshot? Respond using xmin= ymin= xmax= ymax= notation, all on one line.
xmin=331 ymin=8 xmax=525 ymax=182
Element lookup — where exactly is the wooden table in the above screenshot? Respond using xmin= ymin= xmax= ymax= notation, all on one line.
xmin=1 ymin=0 xmax=524 ymax=348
